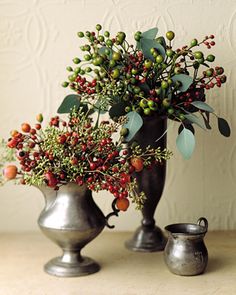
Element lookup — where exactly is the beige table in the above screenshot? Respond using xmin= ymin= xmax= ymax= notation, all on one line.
xmin=0 ymin=231 xmax=236 ymax=295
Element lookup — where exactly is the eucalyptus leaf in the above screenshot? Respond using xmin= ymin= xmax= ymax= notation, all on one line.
xmin=184 ymin=113 xmax=206 ymax=130
xmin=57 ymin=94 xmax=81 ymax=113
xmin=142 ymin=27 xmax=158 ymax=39
xmin=218 ymin=117 xmax=231 ymax=137
xmin=140 ymin=38 xmax=165 ymax=60
xmin=178 ymin=123 xmax=195 ymax=135
xmin=171 ymin=74 xmax=193 ymax=92
xmin=156 ymin=36 xmax=166 ymax=49
xmin=123 ymin=111 xmax=143 ymax=142
xmin=136 ymin=41 xmax=141 ymax=50
xmin=98 ymin=46 xmax=112 ymax=59
xmin=176 ymin=128 xmax=195 ymax=159
xmin=191 ymin=101 xmax=214 ymax=113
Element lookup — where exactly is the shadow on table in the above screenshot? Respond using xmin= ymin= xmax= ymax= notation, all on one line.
xmin=206 ymin=256 xmax=229 ymax=274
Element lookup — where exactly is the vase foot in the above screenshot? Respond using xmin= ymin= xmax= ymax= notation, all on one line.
xmin=44 ymin=256 xmax=100 ymax=277
xmin=125 ymin=225 xmax=167 ymax=252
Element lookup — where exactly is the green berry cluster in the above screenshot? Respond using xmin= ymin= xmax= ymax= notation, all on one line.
xmin=60 ymin=25 xmax=226 ymax=124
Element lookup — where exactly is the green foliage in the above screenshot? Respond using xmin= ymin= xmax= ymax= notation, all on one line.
xmin=59 ymin=25 xmax=229 ymax=158
xmin=171 ymin=74 xmax=193 ymax=92
xmin=141 ymin=27 xmax=158 ymax=39
xmin=191 ymin=101 xmax=214 ymax=113
xmin=218 ymin=117 xmax=231 ymax=137
xmin=57 ymin=94 xmax=81 ymax=113
xmin=123 ymin=111 xmax=143 ymax=142
xmin=176 ymin=128 xmax=195 ymax=160
xmin=184 ymin=113 xmax=206 ymax=130
xmin=140 ymin=38 xmax=166 ymax=60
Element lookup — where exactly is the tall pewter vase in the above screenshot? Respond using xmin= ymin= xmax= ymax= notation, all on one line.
xmin=38 ymin=182 xmax=106 ymax=277
xmin=126 ymin=116 xmax=167 ymax=252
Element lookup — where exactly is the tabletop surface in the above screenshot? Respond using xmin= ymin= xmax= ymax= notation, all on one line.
xmin=0 ymin=231 xmax=236 ymax=295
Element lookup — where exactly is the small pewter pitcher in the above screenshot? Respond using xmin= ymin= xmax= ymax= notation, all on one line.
xmin=164 ymin=217 xmax=208 ymax=276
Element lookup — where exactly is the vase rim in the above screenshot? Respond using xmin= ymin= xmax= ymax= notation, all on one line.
xmin=165 ymin=222 xmax=207 ymax=236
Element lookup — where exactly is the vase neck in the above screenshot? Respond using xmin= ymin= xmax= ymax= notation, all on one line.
xmin=36 ymin=185 xmax=57 ymax=210
xmin=133 ymin=116 xmax=167 ymax=149
xmin=56 ymin=183 xmax=89 ymax=202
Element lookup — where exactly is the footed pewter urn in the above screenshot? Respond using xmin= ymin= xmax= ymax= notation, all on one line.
xmin=126 ymin=116 xmax=167 ymax=252
xmin=37 ymin=183 xmax=107 ymax=277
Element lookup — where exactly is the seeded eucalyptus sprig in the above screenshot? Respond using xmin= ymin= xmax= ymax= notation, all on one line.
xmin=59 ymin=24 xmax=230 ymax=159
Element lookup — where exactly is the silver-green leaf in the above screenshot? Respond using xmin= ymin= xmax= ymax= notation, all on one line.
xmin=123 ymin=111 xmax=143 ymax=142
xmin=142 ymin=28 xmax=158 ymax=39
xmin=184 ymin=113 xmax=206 ymax=130
xmin=171 ymin=74 xmax=193 ymax=92
xmin=191 ymin=101 xmax=214 ymax=113
xmin=176 ymin=128 xmax=195 ymax=159
xmin=140 ymin=38 xmax=166 ymax=60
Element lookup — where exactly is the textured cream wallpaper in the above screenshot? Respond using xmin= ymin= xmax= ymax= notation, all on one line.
xmin=0 ymin=0 xmax=236 ymax=232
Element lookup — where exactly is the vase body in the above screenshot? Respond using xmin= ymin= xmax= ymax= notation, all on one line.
xmin=38 ymin=182 xmax=106 ymax=277
xmin=125 ymin=116 xmax=167 ymax=252
xmin=164 ymin=218 xmax=208 ymax=276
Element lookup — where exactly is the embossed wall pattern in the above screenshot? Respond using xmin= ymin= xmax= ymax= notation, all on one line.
xmin=0 ymin=0 xmax=236 ymax=231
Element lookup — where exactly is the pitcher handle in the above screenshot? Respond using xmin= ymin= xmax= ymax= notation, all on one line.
xmin=105 ymin=199 xmax=120 ymax=229
xmin=197 ymin=217 xmax=208 ymax=231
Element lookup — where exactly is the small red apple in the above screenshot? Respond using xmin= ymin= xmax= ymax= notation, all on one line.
xmin=130 ymin=157 xmax=144 ymax=172
xmin=3 ymin=165 xmax=18 ymax=180
xmin=116 ymin=198 xmax=130 ymax=211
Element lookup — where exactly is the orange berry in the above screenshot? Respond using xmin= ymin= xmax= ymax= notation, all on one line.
xmin=36 ymin=113 xmax=43 ymax=123
xmin=10 ymin=130 xmax=19 ymax=137
xmin=21 ymin=123 xmax=31 ymax=133
xmin=3 ymin=165 xmax=18 ymax=180
xmin=130 ymin=157 xmax=144 ymax=172
xmin=116 ymin=198 xmax=130 ymax=211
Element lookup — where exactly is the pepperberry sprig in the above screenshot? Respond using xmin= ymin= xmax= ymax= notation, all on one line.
xmin=3 ymin=108 xmax=172 ymax=211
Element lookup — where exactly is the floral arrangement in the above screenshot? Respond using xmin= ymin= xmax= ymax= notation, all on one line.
xmin=59 ymin=25 xmax=230 ymax=159
xmin=1 ymin=24 xmax=230 ymax=212
xmin=2 ymin=109 xmax=172 ymax=210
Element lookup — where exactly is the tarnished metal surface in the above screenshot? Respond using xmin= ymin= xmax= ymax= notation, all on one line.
xmin=37 ymin=183 xmax=106 ymax=277
xmin=126 ymin=116 xmax=167 ymax=252
xmin=164 ymin=217 xmax=208 ymax=276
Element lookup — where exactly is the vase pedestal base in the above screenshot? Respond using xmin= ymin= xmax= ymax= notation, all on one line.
xmin=44 ymin=255 xmax=100 ymax=277
xmin=125 ymin=225 xmax=166 ymax=252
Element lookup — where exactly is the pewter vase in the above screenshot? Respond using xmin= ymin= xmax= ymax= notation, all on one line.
xmin=164 ymin=217 xmax=208 ymax=276
xmin=37 ymin=182 xmax=106 ymax=277
xmin=126 ymin=116 xmax=167 ymax=252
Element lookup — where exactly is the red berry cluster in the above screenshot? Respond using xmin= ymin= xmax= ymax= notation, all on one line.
xmin=173 ymin=87 xmax=205 ymax=109
xmin=61 ymin=26 xmax=227 ymax=126
xmin=203 ymin=35 xmax=215 ymax=49
xmin=200 ymin=66 xmax=226 ymax=89
xmin=5 ymin=110 xmax=172 ymax=210
xmin=73 ymin=76 xmax=97 ymax=95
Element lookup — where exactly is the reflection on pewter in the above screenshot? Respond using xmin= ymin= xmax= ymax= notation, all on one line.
xmin=164 ymin=217 xmax=208 ymax=276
